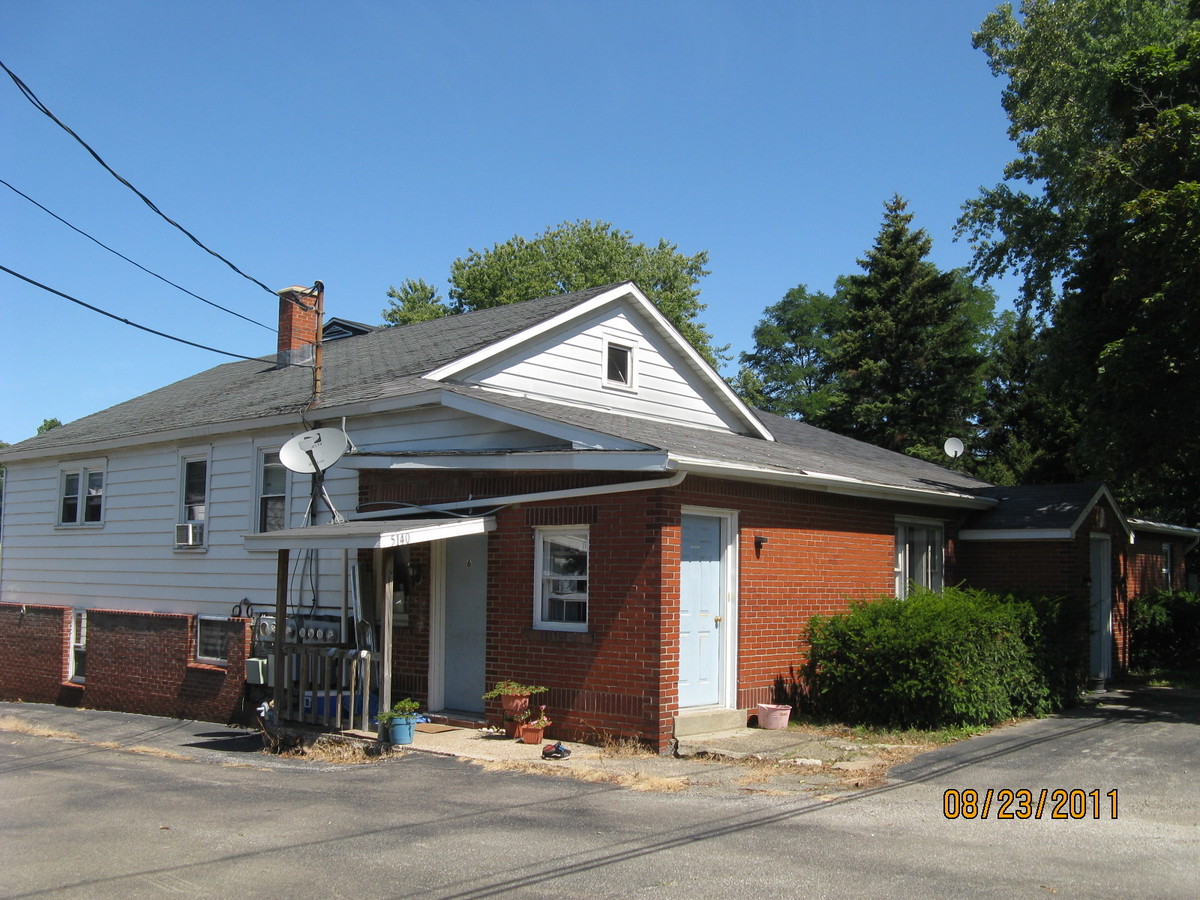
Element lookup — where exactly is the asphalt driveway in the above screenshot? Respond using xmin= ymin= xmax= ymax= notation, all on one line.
xmin=1 ymin=686 xmax=1196 ymax=899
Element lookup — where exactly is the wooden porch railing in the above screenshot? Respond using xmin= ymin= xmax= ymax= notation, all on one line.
xmin=276 ymin=645 xmax=380 ymax=733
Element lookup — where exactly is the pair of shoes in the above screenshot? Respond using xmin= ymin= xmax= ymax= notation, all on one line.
xmin=542 ymin=741 xmax=571 ymax=760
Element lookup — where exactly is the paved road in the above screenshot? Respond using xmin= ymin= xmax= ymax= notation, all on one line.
xmin=1 ymin=688 xmax=1196 ymax=899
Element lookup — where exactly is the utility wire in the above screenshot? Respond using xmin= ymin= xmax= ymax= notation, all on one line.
xmin=0 ymin=57 xmax=278 ymax=298
xmin=1 ymin=264 xmax=272 ymax=362
xmin=0 ymin=178 xmax=274 ymax=331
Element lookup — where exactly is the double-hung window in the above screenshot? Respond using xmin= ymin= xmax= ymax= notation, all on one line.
xmin=258 ymin=451 xmax=287 ymax=532
xmin=535 ymin=527 xmax=589 ymax=631
xmin=59 ymin=463 xmax=105 ymax=525
xmin=177 ymin=454 xmax=209 ymax=547
xmin=895 ymin=519 xmax=943 ymax=598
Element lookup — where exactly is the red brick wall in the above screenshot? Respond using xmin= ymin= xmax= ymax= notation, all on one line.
xmin=485 ymin=494 xmax=667 ymax=746
xmin=0 ymin=605 xmax=81 ymax=706
xmin=0 ymin=604 xmax=251 ymax=723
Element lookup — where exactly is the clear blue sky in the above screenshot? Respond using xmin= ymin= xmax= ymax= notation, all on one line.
xmin=1 ymin=1 xmax=1019 ymax=444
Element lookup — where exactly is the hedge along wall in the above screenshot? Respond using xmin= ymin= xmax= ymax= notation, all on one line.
xmin=0 ymin=604 xmax=251 ymax=723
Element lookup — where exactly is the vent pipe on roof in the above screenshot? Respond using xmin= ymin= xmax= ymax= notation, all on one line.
xmin=276 ymin=283 xmax=325 ymax=400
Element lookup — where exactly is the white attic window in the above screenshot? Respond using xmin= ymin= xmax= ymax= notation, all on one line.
xmin=603 ymin=338 xmax=636 ymax=391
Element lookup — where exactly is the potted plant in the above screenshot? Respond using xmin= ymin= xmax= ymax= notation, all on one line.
xmin=377 ymin=698 xmax=421 ymax=745
xmin=482 ymin=680 xmax=547 ymax=737
xmin=516 ymin=705 xmax=551 ymax=744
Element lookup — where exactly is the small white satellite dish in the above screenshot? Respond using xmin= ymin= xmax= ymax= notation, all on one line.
xmin=279 ymin=427 xmax=349 ymax=474
xmin=943 ymin=437 xmax=965 ymax=459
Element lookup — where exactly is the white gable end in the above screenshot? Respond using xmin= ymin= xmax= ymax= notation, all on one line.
xmin=443 ymin=301 xmax=751 ymax=435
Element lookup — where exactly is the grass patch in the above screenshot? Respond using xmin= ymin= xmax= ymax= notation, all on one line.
xmin=1131 ymin=669 xmax=1200 ymax=689
xmin=0 ymin=715 xmax=79 ymax=741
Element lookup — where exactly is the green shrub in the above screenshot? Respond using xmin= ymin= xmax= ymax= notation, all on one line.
xmin=1130 ymin=590 xmax=1200 ymax=671
xmin=804 ymin=586 xmax=1085 ymax=730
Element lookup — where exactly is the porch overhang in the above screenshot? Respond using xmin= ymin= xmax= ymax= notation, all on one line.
xmin=242 ymin=516 xmax=495 ymax=551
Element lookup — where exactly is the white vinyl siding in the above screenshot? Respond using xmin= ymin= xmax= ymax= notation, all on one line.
xmin=463 ymin=307 xmax=749 ymax=434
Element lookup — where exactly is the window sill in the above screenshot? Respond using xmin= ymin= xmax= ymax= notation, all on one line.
xmin=54 ymin=523 xmax=105 ymax=531
xmin=524 ymin=627 xmax=594 ymax=644
xmin=187 ymin=661 xmax=228 ymax=673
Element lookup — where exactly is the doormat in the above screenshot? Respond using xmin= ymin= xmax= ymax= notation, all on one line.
xmin=415 ymin=723 xmax=459 ymax=733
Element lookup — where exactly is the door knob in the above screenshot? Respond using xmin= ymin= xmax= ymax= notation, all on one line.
xmin=714 ymin=615 xmax=723 ymax=625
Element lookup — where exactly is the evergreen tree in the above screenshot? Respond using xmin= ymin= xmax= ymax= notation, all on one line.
xmin=819 ymin=196 xmax=994 ymax=460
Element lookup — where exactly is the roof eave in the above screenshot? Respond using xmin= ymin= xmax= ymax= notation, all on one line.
xmin=671 ymin=454 xmax=996 ymax=509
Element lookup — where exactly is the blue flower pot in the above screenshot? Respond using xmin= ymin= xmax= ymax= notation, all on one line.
xmin=387 ymin=717 xmax=416 ymax=745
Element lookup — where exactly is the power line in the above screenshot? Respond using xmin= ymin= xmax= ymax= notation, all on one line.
xmin=0 ymin=178 xmax=274 ymax=331
xmin=1 ymin=264 xmax=272 ymax=362
xmin=0 ymin=57 xmax=278 ymax=298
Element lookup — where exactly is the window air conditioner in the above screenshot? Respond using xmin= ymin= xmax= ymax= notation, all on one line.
xmin=175 ymin=523 xmax=204 ymax=547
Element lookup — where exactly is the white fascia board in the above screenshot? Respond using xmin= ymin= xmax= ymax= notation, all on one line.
xmin=424 ymin=283 xmax=774 ymax=442
xmin=343 ymin=449 xmax=673 ymax=472
xmin=1071 ymin=484 xmax=1133 ymax=542
xmin=0 ymin=391 xmax=451 ymax=465
xmin=958 ymin=529 xmax=1074 ymax=541
xmin=244 ymin=516 xmax=496 ymax=552
xmin=672 ymin=455 xmax=995 ymax=509
xmin=1127 ymin=518 xmax=1200 ymax=539
xmin=440 ymin=390 xmax=650 ymax=450
xmin=0 ymin=412 xmax=304 ymax=464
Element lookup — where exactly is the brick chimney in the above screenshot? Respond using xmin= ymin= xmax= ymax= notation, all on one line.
xmin=276 ymin=282 xmax=323 ymax=369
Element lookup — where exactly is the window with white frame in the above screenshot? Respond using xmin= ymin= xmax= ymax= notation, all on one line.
xmin=535 ymin=527 xmax=589 ymax=631
xmin=603 ymin=338 xmax=636 ymax=389
xmin=195 ymin=616 xmax=229 ymax=664
xmin=895 ymin=519 xmax=944 ymax=598
xmin=59 ymin=464 xmax=105 ymax=525
xmin=258 ymin=451 xmax=287 ymax=532
xmin=1163 ymin=543 xmax=1175 ymax=591
xmin=178 ymin=455 xmax=209 ymax=546
xmin=69 ymin=610 xmax=87 ymax=682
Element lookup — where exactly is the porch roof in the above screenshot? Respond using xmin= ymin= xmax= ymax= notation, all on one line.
xmin=243 ymin=516 xmax=495 ymax=551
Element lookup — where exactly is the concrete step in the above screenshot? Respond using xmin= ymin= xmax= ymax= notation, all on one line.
xmin=673 ymin=707 xmax=747 ymax=738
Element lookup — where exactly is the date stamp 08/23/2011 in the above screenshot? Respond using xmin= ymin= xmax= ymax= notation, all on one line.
xmin=942 ymin=788 xmax=1119 ymax=820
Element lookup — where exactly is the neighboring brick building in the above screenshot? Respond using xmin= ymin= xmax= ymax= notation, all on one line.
xmin=2 ymin=283 xmax=1196 ymax=750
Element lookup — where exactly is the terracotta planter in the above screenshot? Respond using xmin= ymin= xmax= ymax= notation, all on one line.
xmin=519 ymin=724 xmax=545 ymax=744
xmin=501 ymin=694 xmax=530 ymax=738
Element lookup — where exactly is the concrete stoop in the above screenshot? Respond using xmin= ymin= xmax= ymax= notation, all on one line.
xmin=673 ymin=707 xmax=747 ymax=739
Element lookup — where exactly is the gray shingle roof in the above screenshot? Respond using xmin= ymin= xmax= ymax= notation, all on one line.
xmin=961 ymin=483 xmax=1107 ymax=532
xmin=445 ymin=387 xmax=992 ymax=496
xmin=4 ymin=285 xmax=623 ymax=455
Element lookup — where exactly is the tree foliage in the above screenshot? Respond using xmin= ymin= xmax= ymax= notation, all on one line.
xmin=818 ymin=196 xmax=994 ymax=460
xmin=735 ymin=284 xmax=846 ymax=420
xmin=958 ymin=0 xmax=1192 ymax=309
xmin=962 ymin=1 xmax=1200 ymax=524
xmin=382 ymin=220 xmax=720 ymax=365
xmin=381 ymin=278 xmax=449 ymax=327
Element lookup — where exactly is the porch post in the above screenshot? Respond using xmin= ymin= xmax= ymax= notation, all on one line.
xmin=272 ymin=548 xmax=289 ymax=713
xmin=376 ymin=547 xmax=394 ymax=737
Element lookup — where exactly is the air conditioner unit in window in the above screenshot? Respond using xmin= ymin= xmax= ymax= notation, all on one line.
xmin=175 ymin=523 xmax=204 ymax=547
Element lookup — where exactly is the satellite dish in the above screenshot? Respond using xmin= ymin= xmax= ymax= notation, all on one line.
xmin=943 ymin=437 xmax=965 ymax=459
xmin=279 ymin=428 xmax=349 ymax=474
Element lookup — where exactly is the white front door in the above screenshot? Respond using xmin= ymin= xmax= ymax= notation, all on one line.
xmin=1090 ymin=535 xmax=1113 ymax=686
xmin=440 ymin=533 xmax=488 ymax=713
xmin=679 ymin=512 xmax=733 ymax=708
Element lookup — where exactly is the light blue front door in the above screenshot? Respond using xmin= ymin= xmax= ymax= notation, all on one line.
xmin=443 ymin=534 xmax=488 ymax=713
xmin=679 ymin=514 xmax=724 ymax=707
